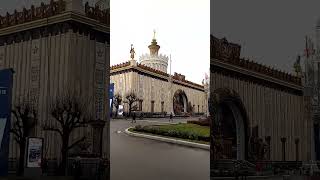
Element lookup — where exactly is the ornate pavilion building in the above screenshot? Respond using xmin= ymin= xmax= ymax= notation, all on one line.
xmin=210 ymin=35 xmax=313 ymax=176
xmin=0 ymin=0 xmax=110 ymax=171
xmin=110 ymin=34 xmax=208 ymax=116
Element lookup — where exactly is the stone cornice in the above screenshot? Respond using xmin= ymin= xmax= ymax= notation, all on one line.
xmin=211 ymin=59 xmax=303 ymax=96
xmin=110 ymin=61 xmax=131 ymax=70
xmin=211 ymin=59 xmax=302 ymax=91
xmin=137 ymin=63 xmax=169 ymax=77
xmin=211 ymin=35 xmax=301 ymax=86
xmin=0 ymin=11 xmax=109 ymax=37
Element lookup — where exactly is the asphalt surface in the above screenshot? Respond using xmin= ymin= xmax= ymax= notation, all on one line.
xmin=110 ymin=117 xmax=210 ymax=180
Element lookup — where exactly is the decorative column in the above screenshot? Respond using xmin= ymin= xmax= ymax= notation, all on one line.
xmin=0 ymin=46 xmax=4 ymax=68
xmin=281 ymin=137 xmax=287 ymax=161
xmin=90 ymin=120 xmax=106 ymax=157
xmin=295 ymin=138 xmax=300 ymax=161
xmin=30 ymin=38 xmax=41 ymax=135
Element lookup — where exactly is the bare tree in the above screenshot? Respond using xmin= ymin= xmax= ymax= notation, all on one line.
xmin=43 ymin=93 xmax=92 ymax=175
xmin=123 ymin=91 xmax=140 ymax=116
xmin=113 ymin=93 xmax=122 ymax=117
xmin=10 ymin=100 xmax=37 ymax=175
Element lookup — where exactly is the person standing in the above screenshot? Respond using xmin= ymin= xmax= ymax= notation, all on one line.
xmin=132 ymin=113 xmax=136 ymax=123
xmin=169 ymin=113 xmax=173 ymax=122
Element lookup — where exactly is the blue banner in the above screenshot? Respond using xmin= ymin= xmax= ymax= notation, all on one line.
xmin=109 ymin=83 xmax=114 ymax=117
xmin=109 ymin=83 xmax=114 ymax=99
xmin=0 ymin=69 xmax=13 ymax=176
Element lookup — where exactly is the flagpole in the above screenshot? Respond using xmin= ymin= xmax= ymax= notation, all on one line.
xmin=170 ymin=54 xmax=173 ymax=115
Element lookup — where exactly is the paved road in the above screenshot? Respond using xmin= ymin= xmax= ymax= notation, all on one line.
xmin=110 ymin=117 xmax=210 ymax=180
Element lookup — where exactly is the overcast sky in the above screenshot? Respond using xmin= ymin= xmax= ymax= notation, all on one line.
xmin=111 ymin=0 xmax=210 ymax=84
xmin=212 ymin=0 xmax=320 ymax=73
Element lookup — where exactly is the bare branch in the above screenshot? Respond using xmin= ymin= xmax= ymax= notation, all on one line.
xmin=11 ymin=110 xmax=23 ymax=138
xmin=43 ymin=126 xmax=63 ymax=137
xmin=9 ymin=129 xmax=21 ymax=141
xmin=67 ymin=136 xmax=86 ymax=150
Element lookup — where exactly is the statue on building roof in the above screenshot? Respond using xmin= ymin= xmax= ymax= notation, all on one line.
xmin=293 ymin=55 xmax=302 ymax=77
xmin=130 ymin=44 xmax=135 ymax=60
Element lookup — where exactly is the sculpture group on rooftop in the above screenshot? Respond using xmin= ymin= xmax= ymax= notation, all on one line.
xmin=0 ymin=0 xmax=110 ymax=29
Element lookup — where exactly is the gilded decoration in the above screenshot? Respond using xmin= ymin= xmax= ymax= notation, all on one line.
xmin=211 ymin=35 xmax=301 ymax=86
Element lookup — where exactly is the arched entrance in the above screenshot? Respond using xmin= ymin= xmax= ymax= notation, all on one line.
xmin=210 ymin=88 xmax=248 ymax=160
xmin=173 ymin=89 xmax=188 ymax=115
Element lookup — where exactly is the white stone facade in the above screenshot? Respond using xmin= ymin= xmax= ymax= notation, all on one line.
xmin=110 ymin=63 xmax=207 ymax=115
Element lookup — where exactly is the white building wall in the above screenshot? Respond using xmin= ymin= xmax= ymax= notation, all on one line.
xmin=110 ymin=70 xmax=207 ymax=114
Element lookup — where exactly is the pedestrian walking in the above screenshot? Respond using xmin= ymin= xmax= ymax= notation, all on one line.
xmin=169 ymin=113 xmax=173 ymax=122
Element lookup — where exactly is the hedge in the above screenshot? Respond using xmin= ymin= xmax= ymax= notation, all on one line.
xmin=133 ymin=124 xmax=210 ymax=142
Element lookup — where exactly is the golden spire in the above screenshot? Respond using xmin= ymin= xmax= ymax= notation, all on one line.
xmin=153 ymin=29 xmax=156 ymax=40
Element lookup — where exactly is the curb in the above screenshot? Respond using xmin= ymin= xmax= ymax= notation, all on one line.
xmin=124 ymin=127 xmax=210 ymax=150
xmin=137 ymin=120 xmax=181 ymax=125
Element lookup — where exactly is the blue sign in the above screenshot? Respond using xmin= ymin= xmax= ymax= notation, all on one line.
xmin=0 ymin=69 xmax=13 ymax=176
xmin=109 ymin=83 xmax=114 ymax=98
xmin=109 ymin=83 xmax=114 ymax=117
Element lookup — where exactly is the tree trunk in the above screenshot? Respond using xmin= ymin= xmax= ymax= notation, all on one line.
xmin=60 ymin=136 xmax=69 ymax=175
xmin=60 ymin=148 xmax=68 ymax=175
xmin=17 ymin=141 xmax=26 ymax=176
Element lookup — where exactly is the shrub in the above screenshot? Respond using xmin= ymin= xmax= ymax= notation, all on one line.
xmin=187 ymin=118 xmax=210 ymax=126
xmin=134 ymin=124 xmax=209 ymax=142
xmin=135 ymin=125 xmax=142 ymax=130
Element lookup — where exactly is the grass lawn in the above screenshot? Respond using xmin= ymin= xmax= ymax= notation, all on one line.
xmin=130 ymin=123 xmax=210 ymax=145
